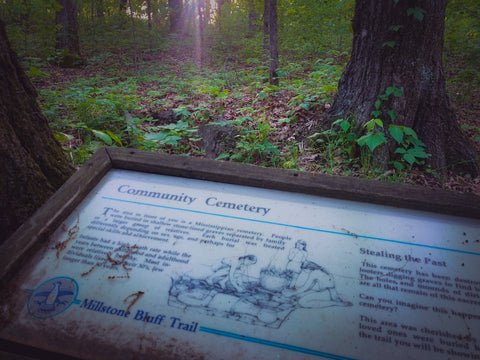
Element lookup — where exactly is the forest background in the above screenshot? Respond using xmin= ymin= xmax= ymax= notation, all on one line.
xmin=1 ymin=0 xmax=479 ymax=192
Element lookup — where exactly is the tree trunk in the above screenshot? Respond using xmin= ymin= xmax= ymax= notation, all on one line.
xmin=216 ymin=0 xmax=226 ymax=19
xmin=328 ymin=0 xmax=478 ymax=176
xmin=0 ymin=19 xmax=75 ymax=244
xmin=146 ymin=0 xmax=152 ymax=31
xmin=55 ymin=0 xmax=83 ymax=67
xmin=119 ymin=0 xmax=128 ymax=12
xmin=247 ymin=0 xmax=258 ymax=36
xmin=128 ymin=0 xmax=138 ymax=72
xmin=263 ymin=0 xmax=269 ymax=62
xmin=168 ymin=0 xmax=182 ymax=33
xmin=268 ymin=0 xmax=279 ymax=86
xmin=263 ymin=0 xmax=278 ymax=86
xmin=97 ymin=0 xmax=105 ymax=20
xmin=195 ymin=0 xmax=208 ymax=69
xmin=146 ymin=0 xmax=153 ymax=49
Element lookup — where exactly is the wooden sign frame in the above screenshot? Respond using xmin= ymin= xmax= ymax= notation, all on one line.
xmin=1 ymin=147 xmax=479 ymax=360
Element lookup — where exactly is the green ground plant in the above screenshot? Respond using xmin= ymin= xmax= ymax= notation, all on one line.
xmin=309 ymin=118 xmax=360 ymax=173
xmin=217 ymin=116 xmax=281 ymax=166
xmin=8 ymin=0 xmax=474 ymax=187
xmin=356 ymin=87 xmax=430 ymax=173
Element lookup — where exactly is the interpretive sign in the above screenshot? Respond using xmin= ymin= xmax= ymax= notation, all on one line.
xmin=0 ymin=148 xmax=479 ymax=360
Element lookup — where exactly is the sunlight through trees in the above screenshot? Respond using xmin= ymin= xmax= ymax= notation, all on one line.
xmin=0 ymin=0 xmax=478 ymax=185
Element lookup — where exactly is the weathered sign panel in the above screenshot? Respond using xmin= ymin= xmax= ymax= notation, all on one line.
xmin=1 ymin=148 xmax=479 ymax=359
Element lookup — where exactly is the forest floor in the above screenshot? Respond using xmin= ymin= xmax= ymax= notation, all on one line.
xmin=35 ymin=42 xmax=480 ymax=195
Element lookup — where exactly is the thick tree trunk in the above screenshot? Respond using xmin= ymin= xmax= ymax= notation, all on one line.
xmin=328 ymin=0 xmax=478 ymax=176
xmin=0 ymin=19 xmax=74 ymax=244
xmin=55 ymin=0 xmax=83 ymax=67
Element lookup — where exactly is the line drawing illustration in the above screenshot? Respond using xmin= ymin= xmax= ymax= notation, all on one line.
xmin=168 ymin=241 xmax=352 ymax=328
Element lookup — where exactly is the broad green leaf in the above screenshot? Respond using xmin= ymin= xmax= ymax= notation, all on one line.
xmin=216 ymin=153 xmax=230 ymax=160
xmin=393 ymin=161 xmax=404 ymax=171
xmin=162 ymin=135 xmax=182 ymax=145
xmin=408 ymin=147 xmax=430 ymax=158
xmin=54 ymin=131 xmax=74 ymax=143
xmin=339 ymin=120 xmax=351 ymax=132
xmin=374 ymin=99 xmax=381 ymax=110
xmin=387 ymin=110 xmax=397 ymax=122
xmin=407 ymin=7 xmax=426 ymax=21
xmin=389 ymin=25 xmax=403 ymax=31
xmin=106 ymin=130 xmax=123 ymax=146
xmin=365 ymin=118 xmax=383 ymax=132
xmin=389 ymin=126 xmax=404 ymax=144
xmin=357 ymin=132 xmax=387 ymax=152
xmin=393 ymin=87 xmax=404 ymax=97
xmin=410 ymin=137 xmax=426 ymax=147
xmin=91 ymin=129 xmax=112 ymax=146
xmin=385 ymin=86 xmax=403 ymax=97
xmin=403 ymin=127 xmax=418 ymax=139
xmin=145 ymin=132 xmax=168 ymax=141
xmin=394 ymin=147 xmax=407 ymax=154
xmin=373 ymin=118 xmax=384 ymax=128
xmin=382 ymin=41 xmax=396 ymax=48
xmin=403 ymin=153 xmax=416 ymax=165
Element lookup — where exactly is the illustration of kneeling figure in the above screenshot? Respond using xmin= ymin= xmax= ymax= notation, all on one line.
xmin=168 ymin=242 xmax=351 ymax=329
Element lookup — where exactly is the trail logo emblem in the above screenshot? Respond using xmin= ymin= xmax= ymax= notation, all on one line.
xmin=27 ymin=277 xmax=79 ymax=319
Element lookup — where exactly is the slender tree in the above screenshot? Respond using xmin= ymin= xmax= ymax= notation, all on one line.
xmin=0 ymin=18 xmax=74 ymax=244
xmin=168 ymin=0 xmax=183 ymax=33
xmin=128 ymin=0 xmax=138 ymax=71
xmin=145 ymin=0 xmax=153 ymax=49
xmin=328 ymin=0 xmax=478 ymax=176
xmin=146 ymin=0 xmax=152 ymax=31
xmin=195 ymin=0 xmax=209 ymax=69
xmin=119 ymin=0 xmax=128 ymax=12
xmin=263 ymin=0 xmax=278 ymax=86
xmin=246 ymin=0 xmax=258 ymax=35
xmin=216 ymin=0 xmax=228 ymax=19
xmin=263 ymin=0 xmax=269 ymax=61
xmin=55 ymin=0 xmax=83 ymax=67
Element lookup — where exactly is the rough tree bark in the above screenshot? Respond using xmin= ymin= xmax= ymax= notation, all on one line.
xmin=328 ymin=0 xmax=478 ymax=176
xmin=0 ymin=19 xmax=74 ymax=244
xmin=55 ymin=0 xmax=83 ymax=67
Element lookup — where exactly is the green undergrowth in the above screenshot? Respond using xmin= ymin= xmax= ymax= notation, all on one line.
xmin=38 ymin=49 xmax=345 ymax=169
xmin=36 ymin=40 xmax=478 ymax=184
